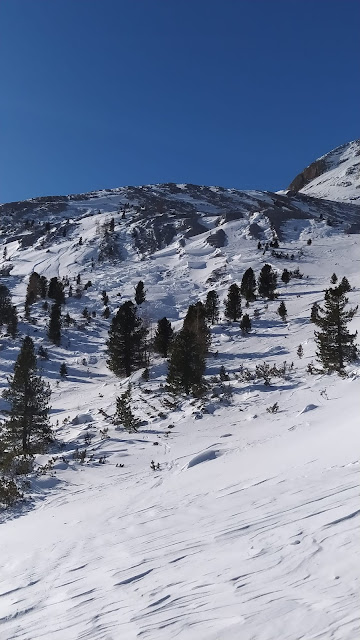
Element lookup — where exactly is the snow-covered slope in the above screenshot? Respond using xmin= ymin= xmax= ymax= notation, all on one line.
xmin=0 ymin=169 xmax=360 ymax=639
xmin=288 ymin=139 xmax=360 ymax=203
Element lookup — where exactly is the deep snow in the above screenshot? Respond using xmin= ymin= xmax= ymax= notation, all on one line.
xmin=0 ymin=183 xmax=359 ymax=640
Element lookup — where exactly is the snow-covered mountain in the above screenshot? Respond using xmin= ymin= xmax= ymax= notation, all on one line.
xmin=288 ymin=139 xmax=360 ymax=203
xmin=1 ymin=146 xmax=360 ymax=640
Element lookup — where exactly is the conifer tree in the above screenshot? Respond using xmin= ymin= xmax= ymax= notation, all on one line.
xmin=310 ymin=301 xmax=319 ymax=323
xmin=204 ymin=290 xmax=220 ymax=324
xmin=7 ymin=305 xmax=18 ymax=338
xmin=2 ymin=337 xmax=52 ymax=453
xmin=183 ymin=301 xmax=211 ymax=355
xmin=107 ymin=301 xmax=148 ymax=377
xmin=281 ymin=268 xmax=291 ymax=285
xmin=297 ymin=344 xmax=304 ymax=359
xmin=167 ymin=328 xmax=205 ymax=395
xmin=114 ymin=385 xmax=140 ymax=432
xmin=25 ymin=272 xmax=42 ymax=310
xmin=135 ymin=280 xmax=146 ymax=305
xmin=313 ymin=280 xmax=358 ymax=373
xmin=278 ymin=301 xmax=287 ymax=321
xmin=240 ymin=313 xmax=252 ymax=334
xmin=224 ymin=283 xmax=242 ymax=322
xmin=153 ymin=317 xmax=174 ymax=358
xmin=59 ymin=362 xmax=68 ymax=378
xmin=48 ymin=277 xmax=65 ymax=305
xmin=0 ymin=284 xmax=12 ymax=326
xmin=330 ymin=273 xmax=338 ymax=285
xmin=258 ymin=264 xmax=278 ymax=299
xmin=240 ymin=268 xmax=256 ymax=303
xmin=48 ymin=303 xmax=62 ymax=346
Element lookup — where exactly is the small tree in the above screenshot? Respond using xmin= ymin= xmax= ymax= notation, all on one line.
xmin=48 ymin=303 xmax=62 ymax=346
xmin=330 ymin=273 xmax=338 ymax=285
xmin=240 ymin=313 xmax=252 ymax=334
xmin=6 ymin=305 xmax=18 ymax=338
xmin=114 ymin=385 xmax=140 ymax=432
xmin=297 ymin=344 xmax=304 ymax=359
xmin=240 ymin=268 xmax=256 ymax=303
xmin=153 ymin=317 xmax=174 ymax=358
xmin=278 ymin=301 xmax=287 ymax=321
xmin=258 ymin=264 xmax=277 ymax=299
xmin=281 ymin=268 xmax=291 ymax=285
xmin=219 ymin=365 xmax=229 ymax=381
xmin=48 ymin=277 xmax=65 ymax=305
xmin=0 ymin=284 xmax=12 ymax=326
xmin=135 ymin=280 xmax=146 ymax=305
xmin=310 ymin=302 xmax=320 ymax=323
xmin=313 ymin=281 xmax=358 ymax=373
xmin=224 ymin=283 xmax=242 ymax=322
xmin=167 ymin=328 xmax=205 ymax=395
xmin=59 ymin=363 xmax=68 ymax=378
xmin=2 ymin=336 xmax=52 ymax=453
xmin=204 ymin=290 xmax=219 ymax=324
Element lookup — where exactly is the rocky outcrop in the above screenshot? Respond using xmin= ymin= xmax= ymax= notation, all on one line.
xmin=288 ymin=157 xmax=326 ymax=192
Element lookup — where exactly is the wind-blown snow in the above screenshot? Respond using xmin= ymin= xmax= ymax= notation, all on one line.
xmin=0 ymin=177 xmax=359 ymax=640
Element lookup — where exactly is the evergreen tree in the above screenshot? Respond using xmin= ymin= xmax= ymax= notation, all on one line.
xmin=258 ymin=264 xmax=278 ymax=299
xmin=310 ymin=301 xmax=320 ymax=323
xmin=48 ymin=303 xmax=62 ymax=346
xmin=278 ymin=301 xmax=287 ymax=321
xmin=0 ymin=284 xmax=12 ymax=326
xmin=313 ymin=281 xmax=358 ymax=373
xmin=40 ymin=276 xmax=48 ymax=298
xmin=204 ymin=290 xmax=220 ymax=324
xmin=7 ymin=305 xmax=18 ymax=338
xmin=107 ymin=301 xmax=148 ymax=377
xmin=240 ymin=268 xmax=256 ymax=303
xmin=297 ymin=344 xmax=304 ymax=359
xmin=48 ymin=277 xmax=65 ymax=304
xmin=339 ymin=276 xmax=351 ymax=294
xmin=114 ymin=385 xmax=140 ymax=432
xmin=101 ymin=290 xmax=109 ymax=306
xmin=103 ymin=306 xmax=111 ymax=319
xmin=281 ymin=268 xmax=291 ymax=285
xmin=167 ymin=328 xmax=205 ymax=395
xmin=134 ymin=280 xmax=146 ymax=305
xmin=153 ymin=317 xmax=174 ymax=358
xmin=330 ymin=273 xmax=338 ymax=285
xmin=240 ymin=313 xmax=252 ymax=334
xmin=25 ymin=272 xmax=42 ymax=309
xmin=59 ymin=362 xmax=68 ymax=378
xmin=2 ymin=337 xmax=52 ymax=453
xmin=224 ymin=283 xmax=242 ymax=322
xmin=183 ymin=301 xmax=211 ymax=355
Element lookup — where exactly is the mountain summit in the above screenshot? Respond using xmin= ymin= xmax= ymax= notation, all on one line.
xmin=288 ymin=139 xmax=360 ymax=203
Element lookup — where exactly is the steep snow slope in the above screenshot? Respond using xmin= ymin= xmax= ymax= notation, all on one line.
xmin=0 ymin=176 xmax=360 ymax=639
xmin=288 ymin=139 xmax=360 ymax=203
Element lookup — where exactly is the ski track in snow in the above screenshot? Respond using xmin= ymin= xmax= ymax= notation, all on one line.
xmin=0 ymin=191 xmax=360 ymax=639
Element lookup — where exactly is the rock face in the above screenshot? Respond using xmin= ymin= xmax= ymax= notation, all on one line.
xmin=288 ymin=140 xmax=360 ymax=203
xmin=288 ymin=157 xmax=326 ymax=192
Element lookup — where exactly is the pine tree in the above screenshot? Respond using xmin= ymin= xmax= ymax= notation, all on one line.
xmin=48 ymin=277 xmax=65 ymax=304
xmin=0 ymin=284 xmax=12 ymax=326
xmin=183 ymin=302 xmax=211 ymax=355
xmin=167 ymin=328 xmax=205 ymax=395
xmin=297 ymin=344 xmax=304 ymax=359
xmin=135 ymin=281 xmax=146 ymax=305
xmin=330 ymin=273 xmax=338 ymax=285
xmin=25 ymin=272 xmax=42 ymax=310
xmin=7 ymin=305 xmax=18 ymax=338
xmin=310 ymin=301 xmax=319 ymax=323
xmin=313 ymin=281 xmax=358 ymax=373
xmin=107 ymin=301 xmax=148 ymax=377
xmin=258 ymin=264 xmax=277 ymax=299
xmin=278 ymin=301 xmax=287 ymax=321
xmin=204 ymin=290 xmax=220 ymax=324
xmin=224 ymin=283 xmax=242 ymax=322
xmin=114 ymin=385 xmax=140 ymax=432
xmin=59 ymin=362 xmax=68 ymax=378
xmin=48 ymin=303 xmax=62 ymax=346
xmin=40 ymin=276 xmax=48 ymax=298
xmin=240 ymin=268 xmax=256 ymax=303
xmin=153 ymin=317 xmax=174 ymax=358
xmin=2 ymin=337 xmax=52 ymax=453
xmin=281 ymin=268 xmax=291 ymax=285
xmin=240 ymin=313 xmax=252 ymax=334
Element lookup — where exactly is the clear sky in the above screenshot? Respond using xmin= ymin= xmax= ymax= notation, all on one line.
xmin=1 ymin=0 xmax=359 ymax=203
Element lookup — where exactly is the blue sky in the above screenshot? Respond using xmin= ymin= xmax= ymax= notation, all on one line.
xmin=1 ymin=0 xmax=359 ymax=202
